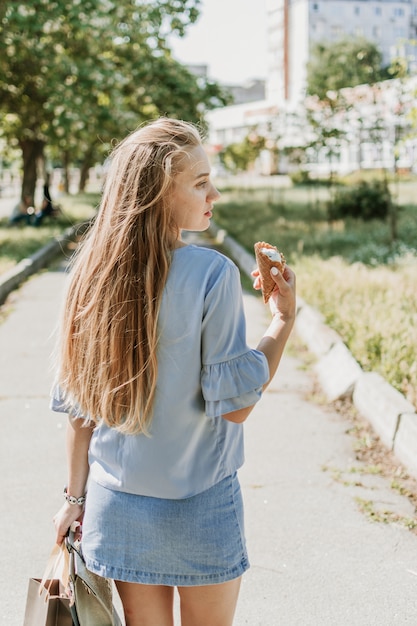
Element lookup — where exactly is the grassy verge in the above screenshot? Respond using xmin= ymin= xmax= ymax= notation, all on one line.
xmin=0 ymin=193 xmax=99 ymax=275
xmin=2 ymin=182 xmax=416 ymax=409
xmin=214 ymin=180 xmax=417 ymax=410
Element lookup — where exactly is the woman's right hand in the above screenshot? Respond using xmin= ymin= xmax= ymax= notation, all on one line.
xmin=252 ymin=264 xmax=296 ymax=322
xmin=53 ymin=502 xmax=84 ymax=545
xmin=267 ymin=265 xmax=296 ymax=322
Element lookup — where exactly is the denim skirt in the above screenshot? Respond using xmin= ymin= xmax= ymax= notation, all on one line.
xmin=81 ymin=473 xmax=250 ymax=586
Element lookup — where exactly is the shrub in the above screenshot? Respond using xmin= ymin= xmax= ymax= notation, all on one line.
xmin=289 ymin=169 xmax=336 ymax=186
xmin=328 ymin=180 xmax=392 ymax=221
xmin=289 ymin=170 xmax=312 ymax=186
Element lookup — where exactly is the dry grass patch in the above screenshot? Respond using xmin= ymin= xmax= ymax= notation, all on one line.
xmin=213 ymin=182 xmax=417 ymax=410
xmin=293 ymin=255 xmax=417 ymax=409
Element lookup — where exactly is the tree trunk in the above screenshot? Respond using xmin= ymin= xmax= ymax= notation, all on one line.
xmin=382 ymin=171 xmax=398 ymax=243
xmin=388 ymin=202 xmax=399 ymax=242
xmin=61 ymin=151 xmax=70 ymax=194
xmin=19 ymin=139 xmax=45 ymax=204
xmin=79 ymin=156 xmax=92 ymax=192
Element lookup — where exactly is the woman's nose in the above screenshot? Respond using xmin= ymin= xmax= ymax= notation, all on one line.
xmin=210 ymin=184 xmax=221 ymax=201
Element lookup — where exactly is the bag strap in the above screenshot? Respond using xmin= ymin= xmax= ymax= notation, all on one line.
xmin=64 ymin=524 xmax=81 ymax=626
xmin=39 ymin=542 xmax=70 ymax=596
xmin=65 ymin=525 xmax=80 ymax=554
xmin=39 ymin=521 xmax=78 ymax=596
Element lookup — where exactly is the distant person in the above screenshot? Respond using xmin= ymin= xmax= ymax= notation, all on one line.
xmin=51 ymin=117 xmax=296 ymax=625
xmin=33 ymin=176 xmax=59 ymax=226
xmin=8 ymin=195 xmax=34 ymax=226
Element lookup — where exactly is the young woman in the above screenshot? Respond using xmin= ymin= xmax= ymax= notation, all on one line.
xmin=52 ymin=117 xmax=296 ymax=626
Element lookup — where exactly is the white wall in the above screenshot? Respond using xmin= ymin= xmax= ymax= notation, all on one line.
xmin=207 ymin=77 xmax=417 ymax=176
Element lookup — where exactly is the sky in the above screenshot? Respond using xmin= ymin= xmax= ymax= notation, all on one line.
xmin=169 ymin=0 xmax=268 ymax=85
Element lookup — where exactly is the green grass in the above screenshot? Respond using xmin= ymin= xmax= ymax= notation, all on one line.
xmin=0 ymin=193 xmax=99 ymax=274
xmin=214 ymin=181 xmax=417 ymax=265
xmin=214 ymin=179 xmax=417 ymax=410
xmin=2 ymin=180 xmax=416 ymax=409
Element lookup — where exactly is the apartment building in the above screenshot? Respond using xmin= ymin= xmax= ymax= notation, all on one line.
xmin=266 ymin=0 xmax=417 ymax=104
xmin=207 ymin=0 xmax=417 ymax=175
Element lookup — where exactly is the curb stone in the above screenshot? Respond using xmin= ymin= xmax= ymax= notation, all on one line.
xmin=209 ymin=221 xmax=256 ymax=277
xmin=209 ymin=222 xmax=417 ymax=481
xmin=295 ymin=300 xmax=343 ymax=356
xmin=0 ymin=221 xmax=90 ymax=306
xmin=394 ymin=413 xmax=417 ymax=478
xmin=314 ymin=341 xmax=363 ymax=403
xmin=2 ymin=220 xmax=417 ymax=482
xmin=353 ymin=372 xmax=416 ymax=449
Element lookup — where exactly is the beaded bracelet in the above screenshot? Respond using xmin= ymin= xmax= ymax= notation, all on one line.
xmin=64 ymin=486 xmax=87 ymax=506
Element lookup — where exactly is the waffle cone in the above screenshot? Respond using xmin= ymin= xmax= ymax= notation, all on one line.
xmin=254 ymin=241 xmax=286 ymax=303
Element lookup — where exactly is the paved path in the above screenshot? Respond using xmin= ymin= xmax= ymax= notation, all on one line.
xmin=1 ymin=236 xmax=417 ymax=625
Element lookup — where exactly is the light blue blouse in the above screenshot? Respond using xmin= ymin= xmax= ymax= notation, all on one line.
xmin=51 ymin=245 xmax=269 ymax=499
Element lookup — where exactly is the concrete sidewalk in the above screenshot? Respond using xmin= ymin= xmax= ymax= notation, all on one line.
xmin=1 ymin=238 xmax=417 ymax=625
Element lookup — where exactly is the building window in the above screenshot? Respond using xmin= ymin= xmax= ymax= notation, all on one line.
xmin=354 ymin=6 xmax=360 ymax=15
xmin=313 ymin=3 xmax=319 ymax=11
xmin=394 ymin=7 xmax=404 ymax=16
xmin=375 ymin=7 xmax=381 ymax=15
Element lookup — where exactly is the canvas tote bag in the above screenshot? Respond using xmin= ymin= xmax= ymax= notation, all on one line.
xmin=65 ymin=527 xmax=122 ymax=626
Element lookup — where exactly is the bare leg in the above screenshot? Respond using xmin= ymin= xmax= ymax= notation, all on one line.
xmin=178 ymin=577 xmax=241 ymax=626
xmin=115 ymin=581 xmax=174 ymax=626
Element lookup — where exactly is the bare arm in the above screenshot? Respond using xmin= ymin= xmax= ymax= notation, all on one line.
xmin=222 ymin=265 xmax=296 ymax=424
xmin=53 ymin=415 xmax=94 ymax=544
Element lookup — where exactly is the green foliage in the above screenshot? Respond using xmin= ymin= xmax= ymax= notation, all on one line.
xmin=214 ymin=180 xmax=417 ymax=264
xmin=212 ymin=180 xmax=417 ymax=409
xmin=218 ymin=134 xmax=266 ymax=174
xmin=289 ymin=170 xmax=312 ymax=186
xmin=307 ymin=37 xmax=388 ymax=99
xmin=289 ymin=170 xmax=333 ymax=186
xmin=327 ymin=180 xmax=393 ymax=221
xmin=0 ymin=192 xmax=98 ymax=274
xmin=304 ymin=93 xmax=348 ymax=181
xmin=0 ymin=1 xmax=229 ymax=196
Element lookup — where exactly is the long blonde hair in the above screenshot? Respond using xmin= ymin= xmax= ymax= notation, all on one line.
xmin=57 ymin=118 xmax=202 ymax=434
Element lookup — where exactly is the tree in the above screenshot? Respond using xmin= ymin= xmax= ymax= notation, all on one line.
xmin=306 ymin=37 xmax=390 ymax=100
xmin=218 ymin=133 xmax=266 ymax=174
xmin=0 ymin=0 xmax=229 ymax=199
xmin=305 ymin=92 xmax=348 ymax=183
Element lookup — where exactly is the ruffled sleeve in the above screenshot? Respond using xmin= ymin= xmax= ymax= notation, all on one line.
xmin=49 ymin=383 xmax=87 ymax=419
xmin=201 ymin=261 xmax=269 ymax=418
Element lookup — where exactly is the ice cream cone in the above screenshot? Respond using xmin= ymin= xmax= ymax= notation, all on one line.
xmin=254 ymin=241 xmax=286 ymax=303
